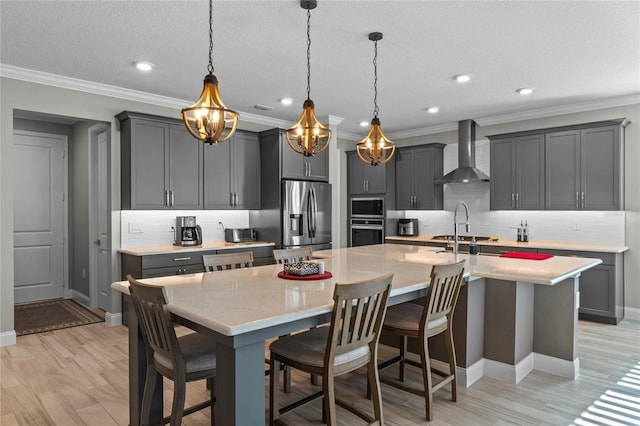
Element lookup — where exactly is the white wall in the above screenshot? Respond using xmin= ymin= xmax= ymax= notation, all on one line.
xmin=120 ymin=210 xmax=250 ymax=247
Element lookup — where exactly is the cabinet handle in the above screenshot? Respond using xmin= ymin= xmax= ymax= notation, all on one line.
xmin=173 ymin=257 xmax=192 ymax=262
xmin=515 ymin=193 xmax=519 ymax=209
xmin=363 ymin=180 xmax=366 ymax=193
xmin=511 ymin=193 xmax=514 ymax=209
xmin=234 ymin=192 xmax=238 ymax=207
xmin=576 ymin=192 xmax=579 ymax=209
xmin=365 ymin=180 xmax=369 ymax=193
xmin=170 ymin=190 xmax=175 ymax=207
xmin=581 ymin=191 xmax=585 ymax=209
xmin=165 ymin=190 xmax=170 ymax=207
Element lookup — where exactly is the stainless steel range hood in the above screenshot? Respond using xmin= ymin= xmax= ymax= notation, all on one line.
xmin=435 ymin=119 xmax=490 ymax=184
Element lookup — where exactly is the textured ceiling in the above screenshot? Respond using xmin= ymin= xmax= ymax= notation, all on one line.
xmin=1 ymin=0 xmax=639 ymax=138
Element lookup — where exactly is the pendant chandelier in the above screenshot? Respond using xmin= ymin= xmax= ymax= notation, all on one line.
xmin=182 ymin=0 xmax=238 ymax=145
xmin=356 ymin=32 xmax=396 ymax=166
xmin=285 ymin=0 xmax=331 ymax=157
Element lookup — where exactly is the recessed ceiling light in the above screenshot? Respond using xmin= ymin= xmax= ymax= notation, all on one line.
xmin=453 ymin=74 xmax=472 ymax=83
xmin=516 ymin=87 xmax=534 ymax=95
xmin=280 ymin=98 xmax=293 ymax=105
xmin=360 ymin=121 xmax=369 ymax=127
xmin=427 ymin=106 xmax=440 ymax=114
xmin=134 ymin=61 xmax=154 ymax=72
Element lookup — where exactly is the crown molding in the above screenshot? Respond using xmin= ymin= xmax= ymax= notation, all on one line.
xmin=475 ymin=94 xmax=640 ymax=127
xmin=3 ymin=64 xmax=638 ymax=139
xmin=0 ymin=64 xmax=292 ymax=129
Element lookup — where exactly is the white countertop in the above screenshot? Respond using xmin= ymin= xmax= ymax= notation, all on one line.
xmin=112 ymin=244 xmax=601 ymax=337
xmin=118 ymin=241 xmax=275 ymax=256
xmin=385 ymin=235 xmax=628 ymax=253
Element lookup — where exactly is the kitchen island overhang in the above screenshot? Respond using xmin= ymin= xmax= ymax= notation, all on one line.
xmin=112 ymin=244 xmax=601 ymax=426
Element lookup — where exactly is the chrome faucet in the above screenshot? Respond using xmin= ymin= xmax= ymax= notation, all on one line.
xmin=453 ymin=201 xmax=470 ymax=257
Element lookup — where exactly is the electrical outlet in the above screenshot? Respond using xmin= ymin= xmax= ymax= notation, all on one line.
xmin=128 ymin=223 xmax=144 ymax=234
xmin=572 ymin=222 xmax=581 ymax=231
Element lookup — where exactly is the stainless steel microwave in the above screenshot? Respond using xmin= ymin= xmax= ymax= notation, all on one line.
xmin=351 ymin=197 xmax=384 ymax=218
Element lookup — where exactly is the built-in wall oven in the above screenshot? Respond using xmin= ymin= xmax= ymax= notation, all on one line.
xmin=349 ymin=197 xmax=385 ymax=246
xmin=350 ymin=218 xmax=385 ymax=247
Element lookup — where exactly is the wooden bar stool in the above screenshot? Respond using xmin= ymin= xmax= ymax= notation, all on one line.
xmin=127 ymin=275 xmax=217 ymax=426
xmin=378 ymin=261 xmax=465 ymax=421
xmin=269 ymin=273 xmax=393 ymax=426
xmin=202 ymin=251 xmax=253 ymax=271
xmin=273 ymin=247 xmax=313 ymax=264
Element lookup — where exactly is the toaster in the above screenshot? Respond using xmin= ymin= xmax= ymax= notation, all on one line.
xmin=224 ymin=228 xmax=257 ymax=243
xmin=397 ymin=219 xmax=419 ymax=236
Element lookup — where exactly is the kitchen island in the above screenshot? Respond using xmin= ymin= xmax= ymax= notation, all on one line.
xmin=112 ymin=244 xmax=601 ymax=426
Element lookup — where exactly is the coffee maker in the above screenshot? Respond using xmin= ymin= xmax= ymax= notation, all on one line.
xmin=174 ymin=216 xmax=202 ymax=246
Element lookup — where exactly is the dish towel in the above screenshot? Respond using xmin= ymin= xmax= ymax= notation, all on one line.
xmin=499 ymin=252 xmax=554 ymax=260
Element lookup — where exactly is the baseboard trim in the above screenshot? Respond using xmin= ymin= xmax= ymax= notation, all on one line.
xmin=484 ymin=353 xmax=534 ymax=384
xmin=0 ymin=330 xmax=17 ymax=347
xmin=457 ymin=358 xmax=485 ymax=388
xmin=625 ymin=306 xmax=640 ymax=321
xmin=533 ymin=353 xmax=579 ymax=379
xmin=105 ymin=312 xmax=122 ymax=326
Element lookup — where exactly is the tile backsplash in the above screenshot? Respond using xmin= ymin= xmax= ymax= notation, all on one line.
xmin=391 ymin=141 xmax=626 ymax=246
xmin=121 ymin=210 xmax=250 ymax=248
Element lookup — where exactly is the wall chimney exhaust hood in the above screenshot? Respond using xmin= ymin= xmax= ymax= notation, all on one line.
xmin=435 ymin=119 xmax=490 ymax=184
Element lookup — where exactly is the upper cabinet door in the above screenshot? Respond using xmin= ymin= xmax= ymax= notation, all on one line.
xmin=545 ymin=130 xmax=581 ymax=210
xmin=169 ymin=125 xmax=203 ymax=209
xmin=490 ymin=138 xmax=516 ymax=210
xmin=128 ymin=119 xmax=170 ymax=209
xmin=203 ymin=140 xmax=233 ymax=209
xmin=515 ymin=134 xmax=545 ymax=210
xmin=366 ymin=162 xmax=387 ymax=194
xmin=581 ymin=125 xmax=621 ymax=210
xmin=232 ymin=131 xmax=261 ymax=209
xmin=395 ymin=148 xmax=414 ymax=210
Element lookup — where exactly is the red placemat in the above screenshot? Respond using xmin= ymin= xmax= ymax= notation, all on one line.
xmin=499 ymin=252 xmax=554 ymax=260
xmin=277 ymin=271 xmax=333 ymax=280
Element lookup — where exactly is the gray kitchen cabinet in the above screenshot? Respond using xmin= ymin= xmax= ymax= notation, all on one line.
xmin=347 ymin=151 xmax=387 ymax=194
xmin=396 ymin=144 xmax=444 ymax=210
xmin=121 ymin=246 xmax=274 ymax=279
xmin=279 ymin=130 xmax=329 ymax=181
xmin=545 ymin=124 xmax=622 ymax=210
xmin=118 ymin=111 xmax=203 ymax=210
xmin=204 ymin=130 xmax=261 ymax=209
xmin=537 ymin=249 xmax=623 ymax=324
xmin=489 ymin=134 xmax=545 ymax=210
xmin=259 ymin=128 xmax=329 ymax=183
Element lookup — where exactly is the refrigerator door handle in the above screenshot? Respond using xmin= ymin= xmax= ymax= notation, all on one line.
xmin=306 ymin=188 xmax=313 ymax=238
xmin=310 ymin=187 xmax=318 ymax=238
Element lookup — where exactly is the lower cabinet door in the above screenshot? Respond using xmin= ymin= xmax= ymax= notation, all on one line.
xmin=579 ymin=264 xmax=615 ymax=319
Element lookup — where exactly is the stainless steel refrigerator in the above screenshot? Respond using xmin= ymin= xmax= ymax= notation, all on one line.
xmin=250 ymin=180 xmax=332 ymax=250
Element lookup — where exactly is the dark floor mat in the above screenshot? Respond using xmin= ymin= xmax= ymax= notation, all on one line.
xmin=14 ymin=299 xmax=103 ymax=336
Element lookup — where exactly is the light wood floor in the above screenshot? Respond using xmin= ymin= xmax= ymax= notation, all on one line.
xmin=1 ymin=319 xmax=639 ymax=425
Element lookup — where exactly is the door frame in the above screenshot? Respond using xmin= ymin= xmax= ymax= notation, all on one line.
xmin=88 ymin=123 xmax=110 ymax=310
xmin=13 ymin=129 xmax=69 ymax=302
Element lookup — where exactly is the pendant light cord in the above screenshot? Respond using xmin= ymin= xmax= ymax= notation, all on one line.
xmin=208 ymin=0 xmax=214 ymax=74
xmin=306 ymin=8 xmax=312 ymax=100
xmin=373 ymin=38 xmax=379 ymax=118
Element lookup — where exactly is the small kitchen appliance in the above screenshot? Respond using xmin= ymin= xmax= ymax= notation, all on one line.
xmin=174 ymin=216 xmax=202 ymax=246
xmin=224 ymin=228 xmax=257 ymax=243
xmin=397 ymin=218 xmax=419 ymax=236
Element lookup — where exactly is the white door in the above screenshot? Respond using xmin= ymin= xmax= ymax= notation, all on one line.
xmin=13 ymin=131 xmax=68 ymax=303
xmin=93 ymin=129 xmax=110 ymax=311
